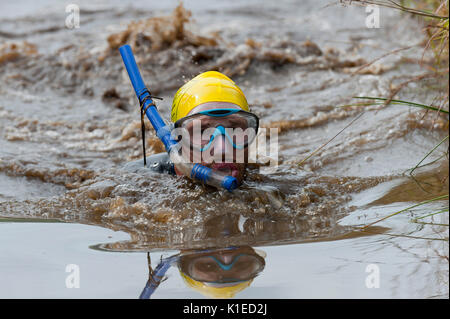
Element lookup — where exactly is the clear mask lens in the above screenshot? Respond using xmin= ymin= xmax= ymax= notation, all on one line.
xmin=187 ymin=253 xmax=265 ymax=283
xmin=175 ymin=110 xmax=259 ymax=151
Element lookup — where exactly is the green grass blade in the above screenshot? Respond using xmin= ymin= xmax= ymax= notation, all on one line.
xmin=404 ymin=152 xmax=448 ymax=174
xmin=413 ymin=208 xmax=449 ymax=221
xmin=297 ymin=112 xmax=365 ymax=167
xmin=353 ymin=96 xmax=449 ymax=114
xmin=413 ymin=221 xmax=449 ymax=226
xmin=360 ymin=194 xmax=449 ymax=229
xmin=409 ymin=135 xmax=449 ymax=175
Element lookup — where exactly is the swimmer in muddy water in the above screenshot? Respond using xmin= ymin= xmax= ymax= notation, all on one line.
xmin=124 ymin=71 xmax=259 ymax=186
xmin=139 ymin=246 xmax=266 ymax=299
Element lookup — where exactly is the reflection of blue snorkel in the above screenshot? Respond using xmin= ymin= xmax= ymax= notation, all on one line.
xmin=119 ymin=45 xmax=238 ymax=192
xmin=139 ymin=247 xmax=237 ymax=299
xmin=139 ymin=254 xmax=178 ymax=299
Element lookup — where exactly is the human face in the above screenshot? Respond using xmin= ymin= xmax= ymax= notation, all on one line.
xmin=179 ymin=246 xmax=265 ymax=283
xmin=174 ymin=102 xmax=258 ymax=184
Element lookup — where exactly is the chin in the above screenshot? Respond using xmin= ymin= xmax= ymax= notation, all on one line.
xmin=207 ymin=162 xmax=246 ymax=185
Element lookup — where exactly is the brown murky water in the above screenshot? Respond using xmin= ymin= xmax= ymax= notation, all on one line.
xmin=0 ymin=0 xmax=448 ymax=298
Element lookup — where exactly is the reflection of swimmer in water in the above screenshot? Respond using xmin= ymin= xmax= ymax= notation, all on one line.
xmin=124 ymin=71 xmax=259 ymax=186
xmin=140 ymin=246 xmax=266 ymax=299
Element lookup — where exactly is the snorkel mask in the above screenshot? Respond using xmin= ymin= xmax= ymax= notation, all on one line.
xmin=174 ymin=108 xmax=259 ymax=152
xmin=178 ymin=247 xmax=266 ymax=298
xmin=120 ymin=45 xmax=239 ymax=191
xmin=139 ymin=247 xmax=266 ymax=299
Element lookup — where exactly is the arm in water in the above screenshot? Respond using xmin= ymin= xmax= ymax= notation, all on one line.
xmin=119 ymin=44 xmax=237 ymax=192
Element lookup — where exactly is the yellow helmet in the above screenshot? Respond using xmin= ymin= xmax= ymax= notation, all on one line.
xmin=179 ymin=271 xmax=252 ymax=299
xmin=171 ymin=71 xmax=249 ymax=122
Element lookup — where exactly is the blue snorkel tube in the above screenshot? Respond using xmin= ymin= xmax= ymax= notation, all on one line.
xmin=119 ymin=45 xmax=237 ymax=192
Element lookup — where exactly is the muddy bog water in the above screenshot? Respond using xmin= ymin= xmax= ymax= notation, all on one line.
xmin=0 ymin=0 xmax=448 ymax=299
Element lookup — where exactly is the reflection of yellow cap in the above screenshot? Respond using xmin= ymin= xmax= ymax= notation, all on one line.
xmin=171 ymin=71 xmax=249 ymax=122
xmin=179 ymin=271 xmax=252 ymax=299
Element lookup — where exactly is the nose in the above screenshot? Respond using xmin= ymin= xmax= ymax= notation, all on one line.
xmin=211 ymin=135 xmax=233 ymax=160
xmin=216 ymin=252 xmax=236 ymax=265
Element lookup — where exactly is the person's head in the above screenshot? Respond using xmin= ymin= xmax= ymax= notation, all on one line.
xmin=171 ymin=71 xmax=259 ymax=185
xmin=178 ymin=246 xmax=266 ymax=299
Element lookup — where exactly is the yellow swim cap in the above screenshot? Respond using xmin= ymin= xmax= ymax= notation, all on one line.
xmin=171 ymin=71 xmax=249 ymax=122
xmin=179 ymin=271 xmax=252 ymax=299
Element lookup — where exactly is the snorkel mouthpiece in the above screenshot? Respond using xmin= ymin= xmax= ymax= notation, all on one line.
xmin=119 ymin=45 xmax=237 ymax=192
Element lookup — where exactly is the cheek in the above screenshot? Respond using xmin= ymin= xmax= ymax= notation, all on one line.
xmin=232 ymin=148 xmax=249 ymax=164
xmin=180 ymin=145 xmax=200 ymax=163
xmin=180 ymin=146 xmax=250 ymax=165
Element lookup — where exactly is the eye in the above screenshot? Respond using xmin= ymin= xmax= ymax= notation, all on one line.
xmin=232 ymin=258 xmax=250 ymax=269
xmin=221 ymin=117 xmax=248 ymax=129
xmin=195 ymin=261 xmax=218 ymax=272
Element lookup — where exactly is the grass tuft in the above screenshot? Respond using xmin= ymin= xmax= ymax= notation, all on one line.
xmin=351 ymin=96 xmax=449 ymax=114
xmin=360 ymin=194 xmax=449 ymax=229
